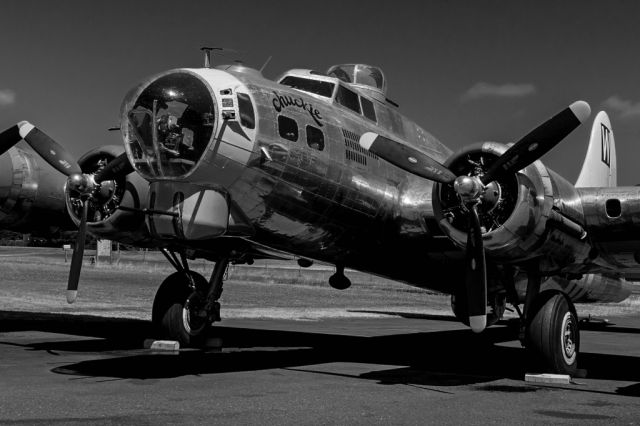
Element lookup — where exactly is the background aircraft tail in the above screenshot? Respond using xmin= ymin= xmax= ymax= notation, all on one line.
xmin=575 ymin=111 xmax=617 ymax=187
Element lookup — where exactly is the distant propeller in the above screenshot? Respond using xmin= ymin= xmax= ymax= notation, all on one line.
xmin=0 ymin=120 xmax=135 ymax=303
xmin=360 ymin=101 xmax=591 ymax=333
xmin=67 ymin=199 xmax=88 ymax=303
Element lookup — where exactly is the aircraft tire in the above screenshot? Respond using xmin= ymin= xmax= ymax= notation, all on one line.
xmin=526 ymin=291 xmax=579 ymax=375
xmin=152 ymin=271 xmax=210 ymax=347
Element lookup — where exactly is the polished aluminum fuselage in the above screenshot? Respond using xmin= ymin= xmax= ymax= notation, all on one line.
xmin=124 ymin=67 xmax=466 ymax=292
xmin=118 ymin=67 xmax=637 ymax=299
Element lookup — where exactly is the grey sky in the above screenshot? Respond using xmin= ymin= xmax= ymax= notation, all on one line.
xmin=1 ymin=0 xmax=640 ymax=183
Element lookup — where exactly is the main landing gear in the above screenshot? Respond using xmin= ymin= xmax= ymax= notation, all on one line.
xmin=504 ymin=265 xmax=580 ymax=375
xmin=152 ymin=249 xmax=229 ymax=346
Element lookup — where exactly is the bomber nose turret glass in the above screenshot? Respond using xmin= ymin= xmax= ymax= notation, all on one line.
xmin=121 ymin=72 xmax=215 ymax=178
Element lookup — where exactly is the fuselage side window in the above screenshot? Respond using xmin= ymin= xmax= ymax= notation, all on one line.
xmin=306 ymin=125 xmax=324 ymax=151
xmin=237 ymin=93 xmax=255 ymax=129
xmin=335 ymin=85 xmax=361 ymax=114
xmin=278 ymin=115 xmax=298 ymax=142
xmin=361 ymin=97 xmax=376 ymax=122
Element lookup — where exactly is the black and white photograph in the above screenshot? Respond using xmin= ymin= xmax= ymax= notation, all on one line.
xmin=0 ymin=1 xmax=639 ymax=424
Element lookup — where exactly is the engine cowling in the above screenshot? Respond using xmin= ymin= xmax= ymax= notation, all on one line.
xmin=433 ymin=142 xmax=592 ymax=272
xmin=65 ymin=145 xmax=153 ymax=247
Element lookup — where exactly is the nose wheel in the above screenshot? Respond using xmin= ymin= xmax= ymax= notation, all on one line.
xmin=151 ymin=270 xmax=211 ymax=346
xmin=152 ymin=252 xmax=230 ymax=346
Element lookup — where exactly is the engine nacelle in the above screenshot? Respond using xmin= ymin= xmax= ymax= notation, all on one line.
xmin=433 ymin=142 xmax=592 ymax=272
xmin=65 ymin=146 xmax=153 ymax=247
xmin=0 ymin=146 xmax=72 ymax=235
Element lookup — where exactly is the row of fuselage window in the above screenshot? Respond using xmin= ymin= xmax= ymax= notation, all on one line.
xmin=277 ymin=114 xmax=368 ymax=166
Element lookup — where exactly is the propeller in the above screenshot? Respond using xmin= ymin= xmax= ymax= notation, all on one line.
xmin=0 ymin=121 xmax=134 ymax=303
xmin=359 ymin=132 xmax=456 ymax=184
xmin=0 ymin=121 xmax=82 ymax=175
xmin=360 ymin=101 xmax=591 ymax=333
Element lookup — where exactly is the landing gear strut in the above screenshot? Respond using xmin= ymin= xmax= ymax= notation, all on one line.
xmin=152 ymin=249 xmax=229 ymax=346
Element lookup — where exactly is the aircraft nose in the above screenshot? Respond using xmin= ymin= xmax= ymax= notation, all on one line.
xmin=119 ymin=71 xmax=217 ymax=180
xmin=120 ymin=68 xmax=257 ymax=188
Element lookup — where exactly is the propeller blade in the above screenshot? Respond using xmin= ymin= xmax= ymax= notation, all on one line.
xmin=0 ymin=124 xmax=22 ymax=156
xmin=360 ymin=132 xmax=456 ymax=184
xmin=465 ymin=205 xmax=487 ymax=333
xmin=18 ymin=121 xmax=82 ymax=176
xmin=67 ymin=199 xmax=88 ymax=304
xmin=93 ymin=152 xmax=134 ymax=183
xmin=481 ymin=101 xmax=591 ymax=185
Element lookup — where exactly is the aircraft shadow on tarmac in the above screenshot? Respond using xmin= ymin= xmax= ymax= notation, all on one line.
xmin=1 ymin=310 xmax=639 ymax=395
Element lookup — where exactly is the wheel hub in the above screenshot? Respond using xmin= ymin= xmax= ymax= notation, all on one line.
xmin=182 ymin=292 xmax=208 ymax=335
xmin=561 ymin=312 xmax=577 ymax=363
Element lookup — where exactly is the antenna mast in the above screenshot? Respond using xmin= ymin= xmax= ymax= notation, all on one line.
xmin=200 ymin=46 xmax=223 ymax=68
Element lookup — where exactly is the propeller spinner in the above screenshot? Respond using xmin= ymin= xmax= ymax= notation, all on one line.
xmin=360 ymin=101 xmax=591 ymax=333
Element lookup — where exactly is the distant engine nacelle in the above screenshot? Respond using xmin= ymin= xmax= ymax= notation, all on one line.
xmin=65 ymin=145 xmax=152 ymax=247
xmin=433 ymin=142 xmax=593 ymax=273
xmin=0 ymin=146 xmax=72 ymax=235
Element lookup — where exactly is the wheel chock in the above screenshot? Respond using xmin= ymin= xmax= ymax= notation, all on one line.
xmin=524 ymin=373 xmax=571 ymax=384
xmin=143 ymin=339 xmax=180 ymax=354
xmin=205 ymin=337 xmax=223 ymax=352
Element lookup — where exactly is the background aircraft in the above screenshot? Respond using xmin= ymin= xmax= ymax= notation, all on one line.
xmin=0 ymin=57 xmax=635 ymax=377
xmin=0 ymin=144 xmax=71 ymax=238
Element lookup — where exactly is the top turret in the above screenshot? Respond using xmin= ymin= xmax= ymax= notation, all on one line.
xmin=327 ymin=64 xmax=387 ymax=101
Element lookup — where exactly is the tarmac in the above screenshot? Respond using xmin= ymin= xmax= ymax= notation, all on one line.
xmin=1 ymin=310 xmax=639 ymax=424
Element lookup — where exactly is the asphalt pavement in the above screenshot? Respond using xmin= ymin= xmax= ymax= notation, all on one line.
xmin=1 ymin=311 xmax=639 ymax=425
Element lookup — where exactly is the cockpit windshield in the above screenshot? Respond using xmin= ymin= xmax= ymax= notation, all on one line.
xmin=122 ymin=72 xmax=215 ymax=178
xmin=279 ymin=76 xmax=335 ymax=98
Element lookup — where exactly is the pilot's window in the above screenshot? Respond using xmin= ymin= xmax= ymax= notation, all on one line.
xmin=336 ymin=85 xmax=361 ymax=114
xmin=605 ymin=199 xmax=622 ymax=218
xmin=361 ymin=97 xmax=376 ymax=122
xmin=278 ymin=115 xmax=298 ymax=142
xmin=280 ymin=76 xmax=335 ymax=98
xmin=306 ymin=125 xmax=324 ymax=151
xmin=237 ymin=93 xmax=255 ymax=129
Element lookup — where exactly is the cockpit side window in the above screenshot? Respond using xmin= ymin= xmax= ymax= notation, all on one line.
xmin=280 ymin=76 xmax=335 ymax=98
xmin=336 ymin=85 xmax=361 ymax=114
xmin=237 ymin=93 xmax=255 ymax=129
xmin=360 ymin=97 xmax=376 ymax=122
xmin=278 ymin=115 xmax=298 ymax=142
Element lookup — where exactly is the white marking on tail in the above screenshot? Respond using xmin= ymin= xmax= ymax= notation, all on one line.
xmin=576 ymin=111 xmax=617 ymax=187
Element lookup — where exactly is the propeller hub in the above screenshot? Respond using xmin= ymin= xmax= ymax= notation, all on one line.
xmin=454 ymin=175 xmax=484 ymax=202
xmin=96 ymin=179 xmax=116 ymax=201
xmin=67 ymin=173 xmax=95 ymax=197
